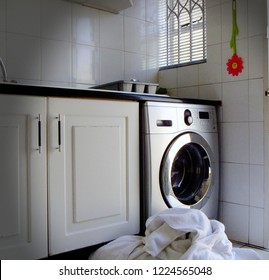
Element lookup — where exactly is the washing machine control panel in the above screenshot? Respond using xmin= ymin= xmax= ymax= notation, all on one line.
xmin=144 ymin=102 xmax=218 ymax=134
xmin=182 ymin=107 xmax=217 ymax=132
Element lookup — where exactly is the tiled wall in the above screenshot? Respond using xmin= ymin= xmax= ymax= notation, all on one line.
xmin=0 ymin=0 xmax=159 ymax=87
xmin=159 ymin=0 xmax=267 ymax=247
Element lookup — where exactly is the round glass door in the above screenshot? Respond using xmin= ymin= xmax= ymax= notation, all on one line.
xmin=160 ymin=133 xmax=213 ymax=208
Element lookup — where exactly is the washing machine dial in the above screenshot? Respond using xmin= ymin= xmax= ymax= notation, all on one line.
xmin=184 ymin=109 xmax=193 ymax=126
xmin=186 ymin=115 xmax=193 ymax=125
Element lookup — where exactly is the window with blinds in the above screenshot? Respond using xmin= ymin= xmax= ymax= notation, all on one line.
xmin=159 ymin=0 xmax=207 ymax=69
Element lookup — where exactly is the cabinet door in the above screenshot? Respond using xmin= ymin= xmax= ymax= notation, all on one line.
xmin=48 ymin=98 xmax=140 ymax=255
xmin=0 ymin=95 xmax=47 ymax=259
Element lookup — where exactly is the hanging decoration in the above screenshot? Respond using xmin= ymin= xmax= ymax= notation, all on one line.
xmin=226 ymin=0 xmax=243 ymax=76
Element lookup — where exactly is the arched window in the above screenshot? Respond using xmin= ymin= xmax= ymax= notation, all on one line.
xmin=159 ymin=0 xmax=207 ymax=69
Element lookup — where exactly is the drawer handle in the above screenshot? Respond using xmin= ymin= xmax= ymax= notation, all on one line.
xmin=37 ymin=114 xmax=42 ymax=154
xmin=56 ymin=114 xmax=62 ymax=152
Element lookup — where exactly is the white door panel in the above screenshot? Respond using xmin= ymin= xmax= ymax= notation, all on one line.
xmin=48 ymin=98 xmax=139 ymax=255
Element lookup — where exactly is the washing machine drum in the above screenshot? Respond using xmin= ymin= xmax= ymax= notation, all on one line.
xmin=160 ymin=132 xmax=214 ymax=209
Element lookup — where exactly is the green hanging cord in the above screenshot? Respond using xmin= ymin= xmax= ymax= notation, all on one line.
xmin=230 ymin=0 xmax=239 ymax=54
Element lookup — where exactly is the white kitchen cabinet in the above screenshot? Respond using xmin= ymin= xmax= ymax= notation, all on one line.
xmin=0 ymin=94 xmax=47 ymax=260
xmin=47 ymin=98 xmax=140 ymax=255
xmin=0 ymin=95 xmax=140 ymax=259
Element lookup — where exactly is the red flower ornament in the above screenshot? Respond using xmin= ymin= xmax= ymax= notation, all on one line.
xmin=226 ymin=53 xmax=243 ymax=76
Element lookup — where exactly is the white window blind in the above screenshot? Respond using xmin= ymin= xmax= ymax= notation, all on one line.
xmin=159 ymin=0 xmax=207 ymax=69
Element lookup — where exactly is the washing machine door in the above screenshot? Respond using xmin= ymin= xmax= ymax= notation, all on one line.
xmin=160 ymin=132 xmax=213 ymax=209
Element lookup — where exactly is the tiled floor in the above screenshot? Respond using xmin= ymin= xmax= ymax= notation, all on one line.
xmin=232 ymin=242 xmax=269 ymax=260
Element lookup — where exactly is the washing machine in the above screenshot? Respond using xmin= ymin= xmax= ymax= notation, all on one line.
xmin=141 ymin=101 xmax=219 ymax=222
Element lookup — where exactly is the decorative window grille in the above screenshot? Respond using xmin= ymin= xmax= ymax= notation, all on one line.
xmin=159 ymin=0 xmax=207 ymax=69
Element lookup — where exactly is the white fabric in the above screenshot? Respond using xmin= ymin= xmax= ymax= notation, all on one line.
xmin=89 ymin=208 xmax=260 ymax=260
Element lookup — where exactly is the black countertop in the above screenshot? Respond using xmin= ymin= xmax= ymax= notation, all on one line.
xmin=0 ymin=83 xmax=221 ymax=106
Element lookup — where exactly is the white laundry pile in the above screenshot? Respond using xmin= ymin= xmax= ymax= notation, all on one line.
xmin=89 ymin=208 xmax=260 ymax=260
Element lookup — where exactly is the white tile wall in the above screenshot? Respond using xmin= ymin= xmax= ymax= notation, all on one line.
xmin=178 ymin=64 xmax=199 ymax=87
xmin=178 ymin=86 xmax=199 ymax=99
xmin=146 ymin=55 xmax=159 ymax=82
xmin=249 ymin=207 xmax=264 ymax=247
xmin=100 ymin=12 xmax=124 ymax=50
xmin=41 ymin=0 xmax=71 ymax=41
xmin=7 ymin=33 xmax=41 ymax=81
xmin=124 ymin=0 xmax=145 ymax=20
xmin=199 ymin=84 xmax=222 ymax=101
xmin=124 ymin=52 xmax=147 ymax=81
xmin=0 ymin=32 xmax=5 ymax=81
xmin=249 ymin=122 xmax=264 ymax=165
xmin=145 ymin=0 xmax=158 ymax=23
xmin=248 ymin=36 xmax=264 ymax=79
xmin=41 ymin=39 xmax=71 ymax=83
xmin=248 ymin=0 xmax=266 ymax=36
xmin=124 ymin=17 xmax=146 ymax=54
xmin=221 ymin=163 xmax=249 ymax=205
xmin=159 ymin=0 xmax=266 ymax=247
xmin=7 ymin=0 xmax=40 ymax=36
xmin=206 ymin=5 xmax=221 ymax=46
xmin=100 ymin=48 xmax=123 ymax=83
xmin=222 ymin=80 xmax=249 ymax=122
xmin=158 ymin=68 xmax=177 ymax=89
xmin=206 ymin=0 xmax=221 ymax=8
xmin=198 ymin=44 xmax=222 ymax=84
xmin=0 ymin=0 xmax=159 ymax=86
xmin=249 ymin=79 xmax=264 ymax=122
xmin=72 ymin=5 xmax=99 ymax=46
xmin=73 ymin=44 xmax=100 ymax=85
xmin=249 ymin=164 xmax=264 ymax=208
xmin=221 ymin=122 xmax=249 ymax=164
xmin=0 ymin=0 xmax=6 ymax=32
xmin=146 ymin=22 xmax=159 ymax=57
xmin=221 ymin=202 xmax=249 ymax=243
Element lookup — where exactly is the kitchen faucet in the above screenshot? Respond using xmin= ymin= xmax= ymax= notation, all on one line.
xmin=0 ymin=57 xmax=8 ymax=82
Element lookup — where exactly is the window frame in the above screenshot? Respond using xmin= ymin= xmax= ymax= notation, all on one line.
xmin=158 ymin=0 xmax=207 ymax=70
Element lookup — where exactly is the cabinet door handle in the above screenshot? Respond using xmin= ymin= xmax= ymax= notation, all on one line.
xmin=37 ymin=114 xmax=42 ymax=154
xmin=57 ymin=114 xmax=62 ymax=152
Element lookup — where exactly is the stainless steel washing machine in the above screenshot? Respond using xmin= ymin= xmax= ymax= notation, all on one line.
xmin=141 ymin=101 xmax=219 ymax=221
